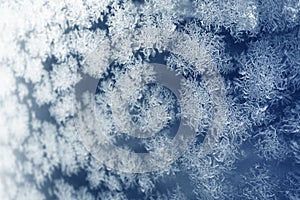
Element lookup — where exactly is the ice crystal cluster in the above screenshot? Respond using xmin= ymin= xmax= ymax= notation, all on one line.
xmin=0 ymin=0 xmax=299 ymax=199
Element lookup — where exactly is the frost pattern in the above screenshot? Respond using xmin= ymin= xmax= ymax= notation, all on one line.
xmin=0 ymin=0 xmax=299 ymax=199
